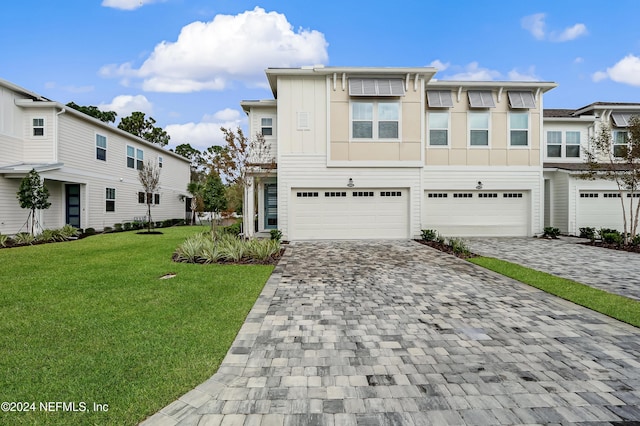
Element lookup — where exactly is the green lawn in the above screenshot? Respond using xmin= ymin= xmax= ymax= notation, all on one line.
xmin=470 ymin=257 xmax=640 ymax=327
xmin=0 ymin=226 xmax=273 ymax=425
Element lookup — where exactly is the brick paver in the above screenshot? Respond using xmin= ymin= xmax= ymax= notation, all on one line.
xmin=141 ymin=241 xmax=640 ymax=425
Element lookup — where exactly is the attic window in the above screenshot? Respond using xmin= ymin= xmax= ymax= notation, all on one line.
xmin=611 ymin=112 xmax=636 ymax=128
xmin=427 ymin=90 xmax=453 ymax=108
xmin=468 ymin=91 xmax=495 ymax=108
xmin=508 ymin=91 xmax=536 ymax=109
xmin=349 ymin=79 xmax=405 ymax=96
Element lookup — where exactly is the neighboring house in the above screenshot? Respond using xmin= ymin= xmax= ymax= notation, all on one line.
xmin=0 ymin=78 xmax=190 ymax=235
xmin=543 ymin=103 xmax=640 ymax=235
xmin=241 ymin=66 xmax=557 ymax=240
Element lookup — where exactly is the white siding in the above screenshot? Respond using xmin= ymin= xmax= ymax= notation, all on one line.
xmin=23 ymin=107 xmax=56 ymax=163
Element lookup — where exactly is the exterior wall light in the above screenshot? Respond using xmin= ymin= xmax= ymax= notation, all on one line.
xmin=476 ymin=181 xmax=483 ymax=190
xmin=347 ymin=178 xmax=354 ymax=188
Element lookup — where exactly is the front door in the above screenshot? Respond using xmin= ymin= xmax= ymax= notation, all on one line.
xmin=65 ymin=184 xmax=81 ymax=228
xmin=264 ymin=183 xmax=277 ymax=229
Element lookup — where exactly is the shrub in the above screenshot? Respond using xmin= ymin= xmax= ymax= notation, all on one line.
xmin=270 ymin=229 xmax=282 ymax=242
xmin=123 ymin=222 xmax=132 ymax=231
xmin=420 ymin=229 xmax=437 ymax=242
xmin=602 ymin=232 xmax=623 ymax=245
xmin=598 ymin=228 xmax=619 ymax=240
xmin=435 ymin=234 xmax=445 ymax=245
xmin=218 ymin=234 xmax=245 ymax=262
xmin=579 ymin=227 xmax=596 ymax=242
xmin=543 ymin=227 xmax=560 ymax=239
xmin=155 ymin=221 xmax=163 ymax=228
xmin=84 ymin=227 xmax=96 ymax=236
xmin=114 ymin=223 xmax=123 ymax=232
xmin=162 ymin=219 xmax=173 ymax=228
xmin=0 ymin=234 xmax=9 ymax=247
xmin=221 ymin=221 xmax=242 ymax=236
xmin=14 ymin=232 xmax=35 ymax=245
xmin=174 ymin=234 xmax=207 ymax=263
xmin=447 ymin=237 xmax=471 ymax=257
xmin=60 ymin=224 xmax=79 ymax=239
xmin=246 ymin=239 xmax=281 ymax=261
xmin=37 ymin=229 xmax=57 ymax=242
xmin=103 ymin=226 xmax=113 ymax=233
xmin=631 ymin=234 xmax=640 ymax=246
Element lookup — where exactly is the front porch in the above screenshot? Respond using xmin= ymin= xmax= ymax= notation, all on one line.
xmin=243 ymin=173 xmax=278 ymax=239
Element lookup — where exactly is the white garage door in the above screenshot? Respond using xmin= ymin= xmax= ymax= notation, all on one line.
xmin=577 ymin=191 xmax=627 ymax=231
xmin=423 ymin=191 xmax=529 ymax=237
xmin=291 ymin=188 xmax=408 ymax=240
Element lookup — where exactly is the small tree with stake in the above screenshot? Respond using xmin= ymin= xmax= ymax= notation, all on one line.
xmin=202 ymin=173 xmax=227 ymax=232
xmin=138 ymin=160 xmax=161 ymax=233
xmin=16 ymin=169 xmax=51 ymax=235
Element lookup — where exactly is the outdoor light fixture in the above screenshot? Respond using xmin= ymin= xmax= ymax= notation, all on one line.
xmin=347 ymin=178 xmax=354 ymax=188
xmin=476 ymin=181 xmax=483 ymax=190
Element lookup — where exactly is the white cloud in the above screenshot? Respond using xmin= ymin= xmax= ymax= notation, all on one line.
xmin=100 ymin=7 xmax=328 ymax=93
xmin=427 ymin=59 xmax=450 ymax=71
xmin=507 ymin=66 xmax=540 ymax=81
xmin=593 ymin=54 xmax=640 ymax=86
xmin=98 ymin=94 xmax=154 ymax=118
xmin=101 ymin=0 xmax=163 ymax=11
xmin=574 ymin=57 xmax=584 ymax=64
xmin=165 ymin=109 xmax=245 ymax=152
xmin=550 ymin=23 xmax=588 ymax=42
xmin=521 ymin=13 xmax=587 ymax=42
xmin=521 ymin=13 xmax=546 ymax=40
xmin=443 ymin=62 xmax=502 ymax=81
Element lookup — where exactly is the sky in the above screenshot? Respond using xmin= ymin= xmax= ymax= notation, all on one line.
xmin=3 ymin=0 xmax=640 ymax=152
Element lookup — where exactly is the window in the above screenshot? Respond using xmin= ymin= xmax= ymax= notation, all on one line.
xmin=580 ymin=193 xmax=598 ymax=198
xmin=614 ymin=131 xmax=628 ymax=158
xmin=510 ymin=112 xmax=529 ymax=146
xmin=427 ymin=193 xmax=447 ymax=198
xmin=154 ymin=194 xmax=160 ymax=205
xmin=565 ymin=131 xmax=580 ymax=158
xmin=351 ymin=101 xmax=399 ymax=140
xmin=503 ymin=193 xmax=524 ymax=198
xmin=106 ymin=188 xmax=115 ymax=212
xmin=261 ymin=118 xmax=273 ymax=136
xmin=547 ymin=131 xmax=562 ymax=157
xmin=296 ymin=192 xmax=318 ymax=197
xmin=138 ymin=192 xmax=145 ymax=204
xmin=33 ymin=118 xmax=44 ymax=136
xmin=478 ymin=193 xmax=498 ymax=198
xmin=126 ymin=146 xmax=144 ymax=170
xmin=158 ymin=156 xmax=163 ymax=168
xmin=469 ymin=112 xmax=489 ymax=146
xmin=380 ymin=191 xmax=401 ymax=197
xmin=428 ymin=112 xmax=449 ymax=146
xmin=96 ymin=134 xmax=107 ymax=161
xmin=325 ymin=192 xmax=347 ymax=197
xmin=453 ymin=193 xmax=472 ymax=198
xmin=352 ymin=191 xmax=374 ymax=197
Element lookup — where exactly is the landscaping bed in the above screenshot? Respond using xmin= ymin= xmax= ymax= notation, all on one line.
xmin=414 ymin=239 xmax=478 ymax=259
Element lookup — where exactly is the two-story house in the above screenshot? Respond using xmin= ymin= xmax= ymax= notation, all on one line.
xmin=543 ymin=102 xmax=640 ymax=235
xmin=0 ymin=78 xmax=190 ymax=235
xmin=241 ymin=66 xmax=557 ymax=240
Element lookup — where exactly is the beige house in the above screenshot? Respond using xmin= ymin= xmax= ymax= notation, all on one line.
xmin=242 ymin=66 xmax=557 ymax=240
xmin=0 ymin=78 xmax=190 ymax=235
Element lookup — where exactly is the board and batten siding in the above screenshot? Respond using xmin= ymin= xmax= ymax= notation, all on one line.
xmin=247 ymin=106 xmax=278 ymax=161
xmin=547 ymin=171 xmax=569 ymax=233
xmin=277 ymin=154 xmax=422 ymax=240
xmin=422 ymin=167 xmax=544 ymax=236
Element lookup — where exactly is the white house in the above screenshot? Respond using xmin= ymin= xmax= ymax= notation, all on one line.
xmin=241 ymin=66 xmax=557 ymax=240
xmin=543 ymin=103 xmax=640 ymax=235
xmin=0 ymin=78 xmax=191 ymax=235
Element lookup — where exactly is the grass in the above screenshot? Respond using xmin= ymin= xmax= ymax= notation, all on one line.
xmin=0 ymin=226 xmax=273 ymax=425
xmin=469 ymin=257 xmax=640 ymax=328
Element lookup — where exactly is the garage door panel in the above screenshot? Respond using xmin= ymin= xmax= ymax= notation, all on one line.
xmin=423 ymin=191 xmax=529 ymax=237
xmin=578 ymin=192 xmax=626 ymax=231
xmin=292 ymin=188 xmax=408 ymax=239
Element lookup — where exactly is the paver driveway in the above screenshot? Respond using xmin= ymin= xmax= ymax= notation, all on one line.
xmin=143 ymin=241 xmax=640 ymax=425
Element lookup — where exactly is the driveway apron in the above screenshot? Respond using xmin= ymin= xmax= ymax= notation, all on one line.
xmin=142 ymin=240 xmax=640 ymax=425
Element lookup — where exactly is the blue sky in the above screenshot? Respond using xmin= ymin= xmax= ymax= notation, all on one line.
xmin=3 ymin=0 xmax=640 ymax=152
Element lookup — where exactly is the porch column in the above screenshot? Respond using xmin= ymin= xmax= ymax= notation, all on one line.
xmin=243 ymin=176 xmax=255 ymax=238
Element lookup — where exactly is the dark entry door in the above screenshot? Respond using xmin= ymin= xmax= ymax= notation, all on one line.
xmin=264 ymin=183 xmax=277 ymax=229
xmin=66 ymin=184 xmax=81 ymax=228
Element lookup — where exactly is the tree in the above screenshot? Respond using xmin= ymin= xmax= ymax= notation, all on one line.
xmin=201 ymin=173 xmax=227 ymax=231
xmin=66 ymin=102 xmax=117 ymax=123
xmin=583 ymin=116 xmax=640 ymax=244
xmin=138 ymin=160 xmax=161 ymax=233
xmin=16 ymin=169 xmax=51 ymax=235
xmin=118 ymin=112 xmax=170 ymax=147
xmin=186 ymin=181 xmax=204 ymax=225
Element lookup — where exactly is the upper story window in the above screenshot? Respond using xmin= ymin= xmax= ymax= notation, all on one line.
xmin=158 ymin=156 xmax=163 ymax=168
xmin=261 ymin=118 xmax=273 ymax=136
xmin=469 ymin=112 xmax=489 ymax=146
xmin=547 ymin=130 xmax=581 ymax=158
xmin=106 ymin=188 xmax=116 ymax=212
xmin=127 ymin=146 xmax=144 ymax=170
xmin=428 ymin=112 xmax=449 ymax=146
xmin=510 ymin=112 xmax=529 ymax=146
xmin=565 ymin=131 xmax=581 ymax=157
xmin=614 ymin=131 xmax=629 ymax=158
xmin=351 ymin=101 xmax=400 ymax=140
xmin=32 ymin=118 xmax=44 ymax=136
xmin=546 ymin=131 xmax=562 ymax=157
xmin=96 ymin=134 xmax=107 ymax=161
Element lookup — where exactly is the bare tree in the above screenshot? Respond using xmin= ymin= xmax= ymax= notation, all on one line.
xmin=582 ymin=117 xmax=640 ymax=243
xmin=138 ymin=160 xmax=161 ymax=233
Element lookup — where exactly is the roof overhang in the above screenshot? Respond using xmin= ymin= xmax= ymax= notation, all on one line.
xmin=240 ymin=99 xmax=277 ymax=114
xmin=0 ymin=163 xmax=64 ymax=178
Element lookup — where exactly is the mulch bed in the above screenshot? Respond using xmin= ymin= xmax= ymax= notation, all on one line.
xmin=578 ymin=241 xmax=640 ymax=254
xmin=172 ymin=248 xmax=285 ymax=266
xmin=414 ymin=240 xmax=478 ymax=260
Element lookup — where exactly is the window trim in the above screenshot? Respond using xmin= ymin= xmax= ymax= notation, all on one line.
xmin=105 ymin=187 xmax=116 ymax=212
xmin=565 ymin=131 xmax=581 ymax=158
xmin=350 ymin=100 xmax=401 ymax=141
xmin=32 ymin=118 xmax=45 ymax=137
xmin=158 ymin=155 xmax=163 ymax=168
xmin=260 ymin=117 xmax=274 ymax=137
xmin=613 ymin=130 xmax=629 ymax=158
xmin=509 ymin=111 xmax=529 ymax=148
xmin=427 ymin=111 xmax=450 ymax=147
xmin=468 ymin=111 xmax=490 ymax=148
xmin=96 ymin=133 xmax=107 ymax=162
xmin=546 ymin=130 xmax=562 ymax=158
